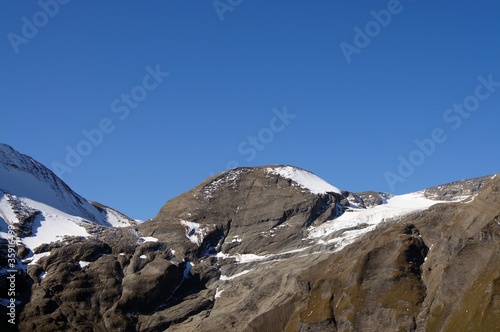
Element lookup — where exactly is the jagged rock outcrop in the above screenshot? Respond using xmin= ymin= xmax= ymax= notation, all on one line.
xmin=423 ymin=174 xmax=494 ymax=201
xmin=354 ymin=191 xmax=391 ymax=207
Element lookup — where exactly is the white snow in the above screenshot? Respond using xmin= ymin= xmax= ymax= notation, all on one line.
xmin=215 ymin=287 xmax=224 ymax=299
xmin=220 ymin=269 xmax=252 ymax=281
xmin=79 ymin=261 xmax=90 ymax=268
xmin=139 ymin=255 xmax=147 ymax=259
xmin=231 ymin=235 xmax=242 ymax=243
xmin=140 ymin=236 xmax=159 ymax=243
xmin=279 ymin=247 xmax=311 ymax=255
xmin=0 ymin=194 xmax=18 ymax=224
xmin=180 ymin=220 xmax=207 ymax=246
xmin=216 ymin=246 xmax=311 ymax=266
xmin=104 ymin=208 xmax=133 ymax=227
xmin=266 ymin=166 xmax=341 ymax=194
xmin=20 ymin=198 xmax=90 ymax=250
xmin=215 ymin=252 xmax=229 ymax=260
xmin=39 ymin=272 xmax=47 ymax=280
xmin=0 ymin=145 xmax=107 ymax=224
xmin=27 ymin=251 xmax=51 ymax=265
xmin=0 ymin=144 xmax=133 ymax=249
xmin=233 ymin=253 xmax=268 ymax=263
xmin=309 ymin=191 xmax=444 ymax=251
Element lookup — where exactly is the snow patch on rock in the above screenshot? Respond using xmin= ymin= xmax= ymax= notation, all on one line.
xmin=215 ymin=287 xmax=224 ymax=299
xmin=309 ymin=191 xmax=444 ymax=252
xmin=140 ymin=236 xmax=159 ymax=243
xmin=220 ymin=269 xmax=252 ymax=281
xmin=20 ymin=199 xmax=90 ymax=250
xmin=180 ymin=219 xmax=207 ymax=246
xmin=203 ymin=168 xmax=243 ymax=199
xmin=26 ymin=251 xmax=51 ymax=265
xmin=266 ymin=166 xmax=341 ymax=195
xmin=79 ymin=261 xmax=91 ymax=268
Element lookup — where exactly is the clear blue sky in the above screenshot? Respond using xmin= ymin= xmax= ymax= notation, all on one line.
xmin=1 ymin=1 xmax=499 ymax=220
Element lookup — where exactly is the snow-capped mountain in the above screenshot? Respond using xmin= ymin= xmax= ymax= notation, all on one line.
xmin=0 ymin=143 xmax=134 ymax=251
xmin=1 ymin=143 xmax=498 ymax=332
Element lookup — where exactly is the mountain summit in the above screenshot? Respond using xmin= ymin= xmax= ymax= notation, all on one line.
xmin=0 ymin=144 xmax=498 ymax=331
xmin=140 ymin=165 xmax=347 ymax=259
xmin=0 ymin=143 xmax=134 ymax=251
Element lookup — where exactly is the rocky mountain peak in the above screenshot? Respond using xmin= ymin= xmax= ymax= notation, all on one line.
xmin=201 ymin=165 xmax=341 ymax=199
xmin=140 ymin=165 xmax=347 ymax=261
xmin=2 ymin=144 xmax=499 ymax=332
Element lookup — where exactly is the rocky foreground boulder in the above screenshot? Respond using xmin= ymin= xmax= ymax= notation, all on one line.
xmin=0 ymin=160 xmax=498 ymax=331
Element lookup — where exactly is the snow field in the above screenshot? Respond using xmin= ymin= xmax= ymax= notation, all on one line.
xmin=309 ymin=192 xmax=444 ymax=251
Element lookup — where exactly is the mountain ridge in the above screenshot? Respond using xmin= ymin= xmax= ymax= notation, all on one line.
xmin=0 ymin=143 xmax=498 ymax=331
xmin=0 ymin=143 xmax=135 ymax=258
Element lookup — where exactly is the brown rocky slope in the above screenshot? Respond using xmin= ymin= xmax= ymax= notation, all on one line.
xmin=6 ymin=166 xmax=499 ymax=331
xmin=172 ymin=174 xmax=500 ymax=331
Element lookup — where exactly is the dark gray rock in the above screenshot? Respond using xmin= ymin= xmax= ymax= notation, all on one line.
xmin=423 ymin=174 xmax=495 ymax=201
xmin=355 ymin=191 xmax=390 ymax=207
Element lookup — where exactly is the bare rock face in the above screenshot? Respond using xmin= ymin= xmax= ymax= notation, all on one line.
xmin=354 ymin=191 xmax=391 ymax=207
xmin=423 ymin=174 xmax=494 ymax=201
xmin=140 ymin=166 xmax=346 ymax=259
xmin=17 ymin=229 xmax=193 ymax=332
xmin=413 ymin=175 xmax=500 ymax=331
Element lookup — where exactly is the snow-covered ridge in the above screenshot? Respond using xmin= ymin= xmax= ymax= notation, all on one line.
xmin=266 ymin=166 xmax=341 ymax=195
xmin=0 ymin=143 xmax=134 ymax=252
xmin=0 ymin=144 xmax=105 ymax=224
